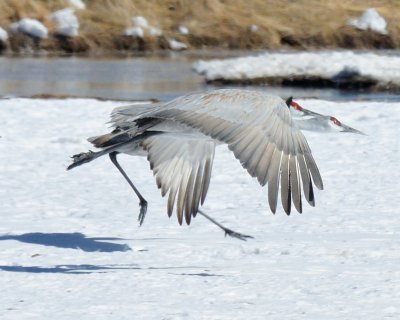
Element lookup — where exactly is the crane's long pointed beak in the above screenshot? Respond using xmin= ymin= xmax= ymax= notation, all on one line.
xmin=341 ymin=124 xmax=366 ymax=135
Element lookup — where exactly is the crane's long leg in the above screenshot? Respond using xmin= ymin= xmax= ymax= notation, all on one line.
xmin=197 ymin=209 xmax=253 ymax=241
xmin=109 ymin=151 xmax=148 ymax=226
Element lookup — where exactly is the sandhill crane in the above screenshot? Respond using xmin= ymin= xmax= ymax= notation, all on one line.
xmin=68 ymin=89 xmax=363 ymax=240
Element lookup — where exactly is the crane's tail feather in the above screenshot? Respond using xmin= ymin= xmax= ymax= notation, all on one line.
xmin=88 ymin=132 xmax=131 ymax=148
xmin=88 ymin=134 xmax=113 ymax=148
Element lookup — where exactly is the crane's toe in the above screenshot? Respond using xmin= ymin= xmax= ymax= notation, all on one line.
xmin=138 ymin=200 xmax=148 ymax=226
xmin=224 ymin=228 xmax=254 ymax=241
xmin=67 ymin=150 xmax=95 ymax=170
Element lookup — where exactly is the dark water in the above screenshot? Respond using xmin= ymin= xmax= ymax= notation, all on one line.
xmin=0 ymin=54 xmax=399 ymax=102
xmin=0 ymin=55 xmax=204 ymax=101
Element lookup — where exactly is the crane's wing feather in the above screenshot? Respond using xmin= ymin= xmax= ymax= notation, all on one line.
xmin=140 ymin=133 xmax=215 ymax=225
xmin=110 ymin=103 xmax=161 ymax=127
xmin=113 ymin=89 xmax=323 ymax=215
xmin=152 ymin=89 xmax=323 ymax=214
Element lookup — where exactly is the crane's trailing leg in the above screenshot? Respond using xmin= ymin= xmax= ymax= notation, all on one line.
xmin=109 ymin=152 xmax=148 ymax=226
xmin=197 ymin=210 xmax=253 ymax=241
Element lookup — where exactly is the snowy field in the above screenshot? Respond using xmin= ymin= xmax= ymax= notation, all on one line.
xmin=0 ymin=97 xmax=399 ymax=319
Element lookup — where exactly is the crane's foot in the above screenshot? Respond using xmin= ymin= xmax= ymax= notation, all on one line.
xmin=67 ymin=151 xmax=95 ymax=170
xmin=224 ymin=228 xmax=254 ymax=241
xmin=137 ymin=200 xmax=148 ymax=226
xmin=197 ymin=209 xmax=253 ymax=241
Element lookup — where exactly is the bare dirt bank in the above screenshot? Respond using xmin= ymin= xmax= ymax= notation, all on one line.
xmin=0 ymin=0 xmax=399 ymax=55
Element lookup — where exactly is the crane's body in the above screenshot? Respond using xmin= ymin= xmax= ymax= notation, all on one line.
xmin=68 ymin=89 xmax=363 ymax=239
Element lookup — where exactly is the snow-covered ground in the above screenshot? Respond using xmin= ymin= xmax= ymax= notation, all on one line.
xmin=0 ymin=97 xmax=399 ymax=319
xmin=193 ymin=51 xmax=400 ymax=89
xmin=168 ymin=38 xmax=187 ymax=51
xmin=124 ymin=16 xmax=162 ymax=38
xmin=69 ymin=0 xmax=85 ymax=10
xmin=10 ymin=18 xmax=48 ymax=39
xmin=0 ymin=26 xmax=8 ymax=42
xmin=347 ymin=8 xmax=388 ymax=35
xmin=49 ymin=8 xmax=79 ymax=37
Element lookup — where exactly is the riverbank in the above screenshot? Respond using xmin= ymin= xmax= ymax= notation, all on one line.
xmin=193 ymin=51 xmax=400 ymax=91
xmin=0 ymin=0 xmax=399 ymax=55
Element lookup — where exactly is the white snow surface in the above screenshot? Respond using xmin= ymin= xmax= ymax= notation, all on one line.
xmin=132 ymin=16 xmax=149 ymax=29
xmin=193 ymin=51 xmax=400 ymax=86
xmin=123 ymin=26 xmax=144 ymax=38
xmin=168 ymin=38 xmax=187 ymax=50
xmin=10 ymin=18 xmax=48 ymax=39
xmin=49 ymin=8 xmax=79 ymax=37
xmin=148 ymin=26 xmax=162 ymax=37
xmin=68 ymin=0 xmax=85 ymax=10
xmin=178 ymin=24 xmax=189 ymax=35
xmin=250 ymin=24 xmax=258 ymax=32
xmin=0 ymin=97 xmax=399 ymax=319
xmin=0 ymin=26 xmax=8 ymax=41
xmin=124 ymin=16 xmax=162 ymax=38
xmin=348 ymin=8 xmax=388 ymax=34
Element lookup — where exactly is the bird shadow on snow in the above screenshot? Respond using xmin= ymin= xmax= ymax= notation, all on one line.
xmin=0 ymin=232 xmax=217 ymax=275
xmin=0 ymin=232 xmax=131 ymax=252
xmin=0 ymin=264 xmax=141 ymax=274
xmin=0 ymin=265 xmax=222 ymax=275
xmin=0 ymin=232 xmax=138 ymax=274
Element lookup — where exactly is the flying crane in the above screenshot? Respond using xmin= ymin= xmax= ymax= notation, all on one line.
xmin=68 ymin=89 xmax=363 ymax=240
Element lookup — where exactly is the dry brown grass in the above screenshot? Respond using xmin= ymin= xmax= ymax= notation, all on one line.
xmin=0 ymin=0 xmax=399 ymax=54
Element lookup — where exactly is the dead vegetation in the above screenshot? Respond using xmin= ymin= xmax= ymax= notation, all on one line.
xmin=0 ymin=0 xmax=399 ymax=55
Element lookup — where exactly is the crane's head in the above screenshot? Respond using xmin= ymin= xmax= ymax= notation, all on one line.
xmin=285 ymin=97 xmax=365 ymax=135
xmin=327 ymin=116 xmax=366 ymax=135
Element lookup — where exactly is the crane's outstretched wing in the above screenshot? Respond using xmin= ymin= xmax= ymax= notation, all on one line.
xmin=141 ymin=133 xmax=215 ymax=225
xmin=150 ymin=89 xmax=323 ymax=215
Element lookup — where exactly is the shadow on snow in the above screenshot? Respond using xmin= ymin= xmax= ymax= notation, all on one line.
xmin=0 ymin=232 xmax=131 ymax=252
xmin=0 ymin=265 xmax=217 ymax=275
xmin=0 ymin=264 xmax=140 ymax=274
xmin=0 ymin=233 xmax=220 ymax=275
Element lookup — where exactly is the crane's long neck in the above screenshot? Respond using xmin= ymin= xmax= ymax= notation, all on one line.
xmin=289 ymin=105 xmax=333 ymax=132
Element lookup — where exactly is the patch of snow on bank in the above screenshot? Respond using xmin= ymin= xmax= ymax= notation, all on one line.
xmin=123 ymin=26 xmax=144 ymax=38
xmin=148 ymin=26 xmax=162 ymax=37
xmin=178 ymin=24 xmax=189 ymax=35
xmin=124 ymin=16 xmax=162 ymax=38
xmin=0 ymin=26 xmax=8 ymax=41
xmin=193 ymin=51 xmax=400 ymax=86
xmin=69 ymin=0 xmax=85 ymax=10
xmin=168 ymin=38 xmax=187 ymax=50
xmin=250 ymin=24 xmax=258 ymax=32
xmin=132 ymin=16 xmax=149 ymax=29
xmin=347 ymin=8 xmax=388 ymax=34
xmin=49 ymin=8 xmax=79 ymax=37
xmin=10 ymin=18 xmax=48 ymax=39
